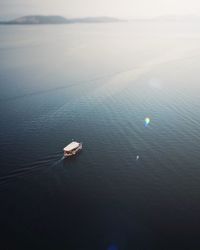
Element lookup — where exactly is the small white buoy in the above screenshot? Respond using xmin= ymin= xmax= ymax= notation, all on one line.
xmin=136 ymin=155 xmax=140 ymax=160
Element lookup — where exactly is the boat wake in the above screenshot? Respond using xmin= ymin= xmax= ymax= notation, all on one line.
xmin=51 ymin=156 xmax=65 ymax=167
xmin=0 ymin=155 xmax=64 ymax=186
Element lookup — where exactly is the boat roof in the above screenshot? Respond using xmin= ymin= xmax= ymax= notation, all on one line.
xmin=63 ymin=141 xmax=79 ymax=151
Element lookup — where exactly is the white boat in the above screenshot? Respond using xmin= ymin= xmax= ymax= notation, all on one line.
xmin=63 ymin=141 xmax=82 ymax=158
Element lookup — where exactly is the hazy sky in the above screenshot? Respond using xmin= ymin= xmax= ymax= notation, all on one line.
xmin=1 ymin=0 xmax=200 ymax=19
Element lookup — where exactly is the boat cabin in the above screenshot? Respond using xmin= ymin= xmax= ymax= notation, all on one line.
xmin=63 ymin=141 xmax=82 ymax=157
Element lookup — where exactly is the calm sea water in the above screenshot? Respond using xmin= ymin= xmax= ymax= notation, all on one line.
xmin=1 ymin=22 xmax=200 ymax=250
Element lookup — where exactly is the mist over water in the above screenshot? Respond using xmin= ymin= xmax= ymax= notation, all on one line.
xmin=1 ymin=22 xmax=200 ymax=249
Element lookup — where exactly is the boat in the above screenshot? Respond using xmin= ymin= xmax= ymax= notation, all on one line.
xmin=63 ymin=141 xmax=82 ymax=158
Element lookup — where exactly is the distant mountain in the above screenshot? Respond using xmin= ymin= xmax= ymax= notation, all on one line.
xmin=70 ymin=17 xmax=121 ymax=23
xmin=6 ymin=15 xmax=68 ymax=24
xmin=0 ymin=15 xmax=122 ymax=25
xmin=127 ymin=15 xmax=200 ymax=23
xmin=151 ymin=15 xmax=200 ymax=22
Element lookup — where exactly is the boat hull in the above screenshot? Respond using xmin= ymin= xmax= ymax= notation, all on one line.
xmin=63 ymin=143 xmax=82 ymax=158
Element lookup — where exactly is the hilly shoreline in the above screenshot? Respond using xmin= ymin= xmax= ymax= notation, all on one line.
xmin=0 ymin=15 xmax=122 ymax=25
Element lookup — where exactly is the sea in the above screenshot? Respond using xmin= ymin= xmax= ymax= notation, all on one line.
xmin=0 ymin=21 xmax=200 ymax=250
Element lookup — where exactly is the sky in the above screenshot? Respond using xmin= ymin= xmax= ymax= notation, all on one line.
xmin=1 ymin=0 xmax=200 ymax=20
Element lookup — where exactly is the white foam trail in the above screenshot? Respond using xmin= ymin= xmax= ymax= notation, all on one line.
xmin=0 ymin=155 xmax=65 ymax=186
xmin=51 ymin=156 xmax=65 ymax=167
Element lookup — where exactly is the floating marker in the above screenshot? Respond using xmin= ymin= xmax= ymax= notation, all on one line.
xmin=136 ymin=155 xmax=140 ymax=160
